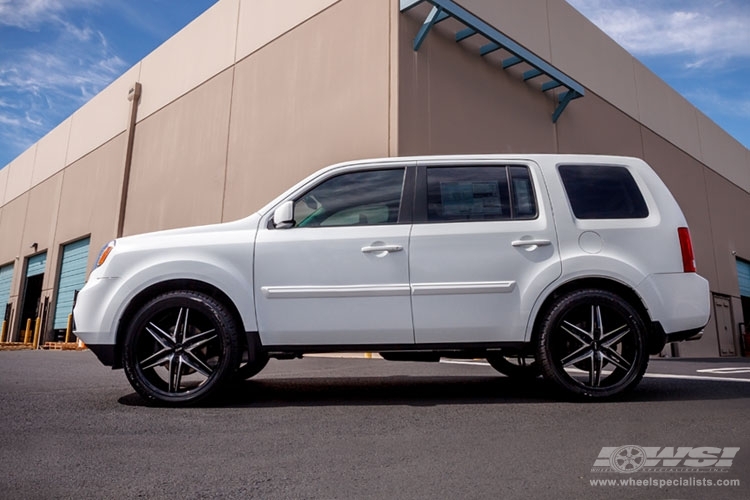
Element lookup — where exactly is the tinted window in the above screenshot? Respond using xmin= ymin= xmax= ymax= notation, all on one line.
xmin=558 ymin=165 xmax=649 ymax=219
xmin=294 ymin=169 xmax=405 ymax=227
xmin=426 ymin=166 xmax=537 ymax=222
xmin=510 ymin=166 xmax=537 ymax=218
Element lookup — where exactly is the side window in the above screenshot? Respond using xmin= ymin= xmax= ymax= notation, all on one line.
xmin=510 ymin=166 xmax=537 ymax=218
xmin=558 ymin=165 xmax=649 ymax=219
xmin=426 ymin=166 xmax=537 ymax=222
xmin=294 ymin=168 xmax=405 ymax=228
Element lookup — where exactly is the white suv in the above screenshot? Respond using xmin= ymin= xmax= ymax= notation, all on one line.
xmin=74 ymin=155 xmax=711 ymax=405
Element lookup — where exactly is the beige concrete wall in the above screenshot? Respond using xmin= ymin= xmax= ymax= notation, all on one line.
xmin=1 ymin=174 xmax=64 ymax=340
xmin=66 ymin=65 xmax=141 ymax=167
xmin=459 ymin=0 xmax=552 ymax=62
xmin=454 ymin=0 xmax=750 ymax=195
xmin=235 ymin=0 xmax=340 ymax=61
xmin=0 ymin=164 xmax=8 ymax=206
xmin=20 ymin=174 xmax=63 ymax=291
xmin=31 ymin=118 xmax=71 ymax=187
xmin=557 ymin=91 xmax=644 ymax=157
xmin=546 ymin=0 xmax=640 ymax=121
xmin=704 ymin=170 xmax=750 ymax=295
xmin=0 ymin=194 xmax=29 ymax=275
xmin=633 ymin=61 xmax=702 ymax=162
xmin=553 ymin=0 xmax=749 ymax=193
xmin=3 ymin=146 xmax=37 ymax=205
xmin=697 ymin=112 xmax=750 ymax=192
xmin=223 ymin=0 xmax=392 ymax=221
xmin=137 ymin=0 xmax=239 ymax=121
xmin=640 ymin=129 xmax=718 ymax=287
xmin=398 ymin=3 xmax=556 ymax=155
xmin=55 ymin=134 xmax=127 ymax=272
xmin=123 ymin=70 xmax=233 ymax=235
xmin=1 ymin=66 xmax=137 ymax=202
xmin=0 ymin=193 xmax=28 ymax=336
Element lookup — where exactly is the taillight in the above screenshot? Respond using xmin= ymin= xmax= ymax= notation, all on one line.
xmin=678 ymin=227 xmax=696 ymax=273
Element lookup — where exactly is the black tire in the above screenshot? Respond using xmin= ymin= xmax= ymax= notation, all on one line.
xmin=122 ymin=290 xmax=240 ymax=406
xmin=536 ymin=289 xmax=648 ymax=399
xmin=486 ymin=354 xmax=541 ymax=379
xmin=236 ymin=354 xmax=269 ymax=380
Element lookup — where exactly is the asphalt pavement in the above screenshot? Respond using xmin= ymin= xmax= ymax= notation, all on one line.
xmin=1 ymin=350 xmax=748 ymax=499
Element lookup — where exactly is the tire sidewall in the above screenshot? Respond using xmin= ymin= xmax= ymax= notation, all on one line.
xmin=122 ymin=291 xmax=239 ymax=406
xmin=536 ymin=289 xmax=648 ymax=399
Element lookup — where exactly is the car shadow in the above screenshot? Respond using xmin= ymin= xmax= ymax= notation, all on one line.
xmin=117 ymin=373 xmax=750 ymax=408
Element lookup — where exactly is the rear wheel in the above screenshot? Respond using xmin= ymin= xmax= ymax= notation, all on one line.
xmin=536 ymin=289 xmax=648 ymax=399
xmin=122 ymin=291 xmax=240 ymax=406
xmin=486 ymin=353 xmax=540 ymax=379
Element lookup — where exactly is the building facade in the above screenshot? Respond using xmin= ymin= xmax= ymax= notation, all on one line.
xmin=0 ymin=0 xmax=748 ymax=356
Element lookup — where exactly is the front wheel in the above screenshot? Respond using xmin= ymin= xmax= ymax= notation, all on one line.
xmin=536 ymin=289 xmax=648 ymax=399
xmin=122 ymin=291 xmax=240 ymax=406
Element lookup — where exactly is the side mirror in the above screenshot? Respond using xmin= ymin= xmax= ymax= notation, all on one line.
xmin=273 ymin=200 xmax=295 ymax=229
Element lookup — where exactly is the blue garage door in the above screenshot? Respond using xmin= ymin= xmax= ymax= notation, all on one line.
xmin=53 ymin=238 xmax=90 ymax=330
xmin=737 ymin=259 xmax=750 ymax=297
xmin=26 ymin=253 xmax=46 ymax=277
xmin=0 ymin=263 xmax=13 ymax=312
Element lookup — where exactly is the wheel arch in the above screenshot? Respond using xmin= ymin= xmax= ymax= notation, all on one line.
xmin=112 ymin=279 xmax=247 ymax=369
xmin=528 ymin=277 xmax=661 ymax=353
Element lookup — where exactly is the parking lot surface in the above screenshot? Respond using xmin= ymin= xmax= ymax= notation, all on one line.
xmin=1 ymin=350 xmax=748 ymax=499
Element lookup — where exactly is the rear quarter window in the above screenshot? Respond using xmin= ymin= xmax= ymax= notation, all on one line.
xmin=558 ymin=165 xmax=649 ymax=219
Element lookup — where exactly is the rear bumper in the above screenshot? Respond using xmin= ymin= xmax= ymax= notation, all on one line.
xmin=665 ymin=327 xmax=703 ymax=343
xmin=636 ymin=272 xmax=711 ymax=335
xmin=648 ymin=323 xmax=704 ymax=354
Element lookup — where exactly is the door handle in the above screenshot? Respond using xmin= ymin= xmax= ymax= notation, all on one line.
xmin=361 ymin=244 xmax=403 ymax=254
xmin=511 ymin=239 xmax=551 ymax=247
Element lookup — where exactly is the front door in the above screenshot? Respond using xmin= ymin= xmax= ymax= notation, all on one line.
xmin=255 ymin=166 xmax=414 ymax=346
xmin=409 ymin=161 xmax=561 ymax=344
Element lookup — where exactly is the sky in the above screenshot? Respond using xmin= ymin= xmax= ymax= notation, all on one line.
xmin=0 ymin=0 xmax=219 ymax=168
xmin=0 ymin=0 xmax=749 ymax=169
xmin=566 ymin=0 xmax=750 ymax=150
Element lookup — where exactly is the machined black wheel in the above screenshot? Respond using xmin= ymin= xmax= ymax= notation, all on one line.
xmin=486 ymin=353 xmax=541 ymax=379
xmin=122 ymin=291 xmax=240 ymax=406
xmin=536 ymin=289 xmax=648 ymax=399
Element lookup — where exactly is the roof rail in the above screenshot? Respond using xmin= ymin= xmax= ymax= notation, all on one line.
xmin=400 ymin=0 xmax=584 ymax=122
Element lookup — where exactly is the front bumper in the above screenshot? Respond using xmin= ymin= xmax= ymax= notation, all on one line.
xmin=72 ymin=276 xmax=122 ymax=355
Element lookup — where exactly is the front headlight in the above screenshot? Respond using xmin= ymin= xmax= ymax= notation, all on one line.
xmin=94 ymin=240 xmax=116 ymax=269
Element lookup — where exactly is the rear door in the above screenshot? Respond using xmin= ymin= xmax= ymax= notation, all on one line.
xmin=409 ymin=160 xmax=561 ymax=343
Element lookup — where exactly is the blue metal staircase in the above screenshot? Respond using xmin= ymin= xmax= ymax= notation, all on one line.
xmin=400 ymin=0 xmax=584 ymax=122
